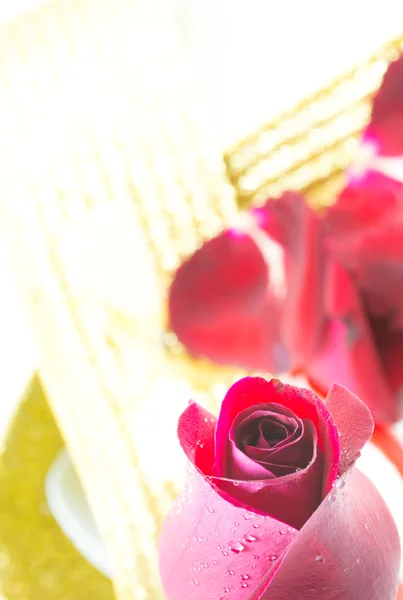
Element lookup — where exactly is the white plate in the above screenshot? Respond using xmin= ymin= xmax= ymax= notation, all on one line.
xmin=45 ymin=451 xmax=111 ymax=578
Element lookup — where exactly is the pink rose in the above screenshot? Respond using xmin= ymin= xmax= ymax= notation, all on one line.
xmin=159 ymin=377 xmax=400 ymax=599
xmin=307 ymin=172 xmax=403 ymax=423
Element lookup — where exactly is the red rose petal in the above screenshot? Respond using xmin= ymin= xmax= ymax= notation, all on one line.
xmin=364 ymin=53 xmax=403 ymax=156
xmin=352 ymin=224 xmax=403 ymax=323
xmin=168 ymin=229 xmax=289 ymax=373
xmin=325 ymin=171 xmax=403 ymax=266
xmin=215 ymin=377 xmax=339 ymax=502
xmin=178 ymin=402 xmax=217 ymax=476
xmin=255 ymin=469 xmax=400 ymax=600
xmin=308 ymin=263 xmax=398 ymax=423
xmin=325 ymin=383 xmax=374 ymax=474
xmin=254 ymin=192 xmax=325 ymax=367
xmin=211 ymin=444 xmax=323 ymax=530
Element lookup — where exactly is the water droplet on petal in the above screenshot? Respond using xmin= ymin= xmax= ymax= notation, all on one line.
xmin=336 ymin=478 xmax=345 ymax=489
xmin=244 ymin=534 xmax=257 ymax=543
xmin=240 ymin=574 xmax=250 ymax=580
xmin=356 ymin=558 xmax=363 ymax=566
xmin=243 ymin=511 xmax=253 ymax=520
xmin=364 ymin=523 xmax=370 ymax=530
xmin=222 ymin=551 xmax=228 ymax=556
xmin=207 ymin=507 xmax=214 ymax=514
xmin=219 ymin=544 xmax=225 ymax=549
xmin=212 ymin=560 xmax=219 ymax=566
xmin=252 ymin=523 xmax=260 ymax=529
xmin=203 ymin=562 xmax=208 ymax=569
xmin=227 ymin=568 xmax=235 ymax=575
xmin=316 ymin=556 xmax=325 ymax=564
xmin=229 ymin=541 xmax=245 ymax=553
xmin=329 ymin=494 xmax=336 ymax=503
xmin=241 ymin=582 xmax=249 ymax=588
xmin=253 ymin=555 xmax=259 ymax=560
xmin=233 ymin=481 xmax=239 ymax=487
xmin=191 ymin=579 xmax=199 ymax=586
xmin=279 ymin=530 xmax=286 ymax=535
xmin=204 ymin=417 xmax=209 ymax=422
xmin=252 ymin=564 xmax=256 ymax=569
xmin=344 ymin=567 xmax=349 ymax=573
xmin=268 ymin=555 xmax=278 ymax=562
xmin=233 ymin=522 xmax=239 ymax=526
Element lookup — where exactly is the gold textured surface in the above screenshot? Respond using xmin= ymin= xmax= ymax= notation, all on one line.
xmin=0 ymin=0 xmax=401 ymax=599
xmin=225 ymin=34 xmax=403 ymax=208
xmin=0 ymin=376 xmax=114 ymax=599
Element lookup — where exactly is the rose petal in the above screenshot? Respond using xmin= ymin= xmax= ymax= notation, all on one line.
xmin=372 ymin=325 xmax=403 ymax=418
xmin=352 ymin=224 xmax=403 ymax=323
xmin=309 ymin=261 xmax=398 ymax=423
xmin=215 ymin=377 xmax=339 ymax=500
xmin=253 ymin=469 xmax=400 ymax=600
xmin=159 ymin=467 xmax=297 ymax=600
xmin=325 ymin=383 xmax=374 ymax=474
xmin=211 ymin=444 xmax=322 ymax=530
xmin=254 ymin=192 xmax=325 ymax=367
xmin=168 ymin=229 xmax=289 ymax=373
xmin=159 ymin=467 xmax=400 ymax=600
xmin=228 ymin=404 xmax=304 ymax=479
xmin=325 ymin=171 xmax=403 ymax=264
xmin=178 ymin=402 xmax=217 ymax=476
xmin=227 ymin=406 xmax=313 ymax=481
xmin=364 ymin=53 xmax=403 ymax=156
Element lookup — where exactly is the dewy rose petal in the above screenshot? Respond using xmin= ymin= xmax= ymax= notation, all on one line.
xmin=159 ymin=377 xmax=400 ymax=599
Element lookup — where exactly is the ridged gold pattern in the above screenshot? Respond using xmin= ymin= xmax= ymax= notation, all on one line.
xmin=0 ymin=0 xmax=401 ymax=598
xmin=225 ymin=35 xmax=403 ymax=208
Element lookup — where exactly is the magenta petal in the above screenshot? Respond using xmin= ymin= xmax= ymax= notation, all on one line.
xmin=215 ymin=377 xmax=339 ymax=500
xmin=213 ymin=429 xmax=322 ymax=529
xmin=168 ymin=230 xmax=289 ymax=373
xmin=365 ymin=53 xmax=403 ymax=156
xmin=159 ymin=467 xmax=297 ymax=600
xmin=325 ymin=384 xmax=374 ymax=474
xmin=254 ymin=192 xmax=325 ymax=367
xmin=255 ymin=469 xmax=400 ymax=600
xmin=313 ymin=261 xmax=399 ymax=424
xmin=325 ymin=171 xmax=403 ymax=266
xmin=178 ymin=402 xmax=217 ymax=475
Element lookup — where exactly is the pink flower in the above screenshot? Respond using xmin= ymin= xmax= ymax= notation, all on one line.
xmin=307 ymin=172 xmax=403 ymax=423
xmin=168 ymin=192 xmax=323 ymax=374
xmin=159 ymin=377 xmax=400 ymax=599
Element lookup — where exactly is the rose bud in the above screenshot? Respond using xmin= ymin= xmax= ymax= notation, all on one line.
xmin=159 ymin=377 xmax=400 ymax=599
